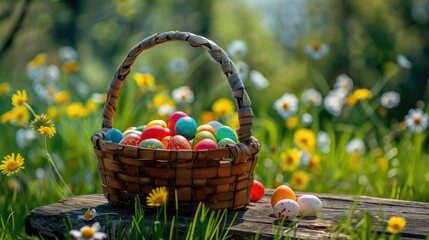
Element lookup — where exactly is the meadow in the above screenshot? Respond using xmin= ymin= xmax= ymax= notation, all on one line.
xmin=0 ymin=0 xmax=428 ymax=239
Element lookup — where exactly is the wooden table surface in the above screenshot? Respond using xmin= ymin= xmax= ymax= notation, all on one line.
xmin=25 ymin=190 xmax=429 ymax=239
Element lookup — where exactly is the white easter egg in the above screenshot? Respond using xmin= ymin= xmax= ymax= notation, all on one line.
xmin=297 ymin=194 xmax=323 ymax=217
xmin=273 ymin=199 xmax=300 ymax=220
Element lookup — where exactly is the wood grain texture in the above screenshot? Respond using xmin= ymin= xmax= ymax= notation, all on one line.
xmin=25 ymin=190 xmax=429 ymax=239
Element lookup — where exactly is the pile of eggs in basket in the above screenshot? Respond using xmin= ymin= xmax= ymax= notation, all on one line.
xmin=104 ymin=111 xmax=238 ymax=151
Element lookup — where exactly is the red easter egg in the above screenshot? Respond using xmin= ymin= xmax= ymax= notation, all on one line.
xmin=194 ymin=139 xmax=218 ymax=150
xmin=140 ymin=125 xmax=168 ymax=141
xmin=168 ymin=111 xmax=188 ymax=135
xmin=119 ymin=133 xmax=141 ymax=146
xmin=250 ymin=179 xmax=265 ymax=202
xmin=167 ymin=135 xmax=191 ymax=150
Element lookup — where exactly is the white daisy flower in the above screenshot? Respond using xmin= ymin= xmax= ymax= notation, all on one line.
xmin=273 ymin=93 xmax=299 ymax=120
xmin=69 ymin=222 xmax=106 ymax=240
xmin=396 ymin=54 xmax=412 ymax=69
xmin=78 ymin=208 xmax=97 ymax=221
xmin=172 ymin=86 xmax=194 ymax=104
xmin=169 ymin=57 xmax=189 ymax=73
xmin=90 ymin=93 xmax=106 ymax=104
xmin=305 ymin=43 xmax=329 ymax=60
xmin=301 ymin=113 xmax=313 ymax=127
xmin=317 ymin=131 xmax=331 ymax=153
xmin=346 ymin=139 xmax=366 ymax=155
xmin=157 ymin=104 xmax=175 ymax=118
xmin=299 ymin=150 xmax=311 ymax=168
xmin=404 ymin=108 xmax=429 ymax=133
xmin=301 ymin=88 xmax=322 ymax=106
xmin=249 ymin=70 xmax=269 ymax=89
xmin=15 ymin=128 xmax=37 ymax=149
xmin=227 ymin=40 xmax=247 ymax=59
xmin=35 ymin=167 xmax=45 ymax=179
xmin=235 ymin=61 xmax=249 ymax=80
xmin=58 ymin=46 xmax=78 ymax=63
xmin=334 ymin=74 xmax=353 ymax=93
xmin=324 ymin=92 xmax=345 ymax=116
xmin=380 ymin=91 xmax=401 ymax=109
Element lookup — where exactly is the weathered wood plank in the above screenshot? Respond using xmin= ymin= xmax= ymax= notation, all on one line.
xmin=25 ymin=190 xmax=429 ymax=239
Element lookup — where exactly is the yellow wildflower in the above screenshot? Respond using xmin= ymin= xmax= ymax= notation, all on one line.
xmin=309 ymin=155 xmax=321 ymax=171
xmin=62 ymin=61 xmax=79 ymax=73
xmin=281 ymin=148 xmax=301 ymax=171
xmin=38 ymin=126 xmax=56 ymax=138
xmin=47 ymin=106 xmax=60 ymax=120
xmin=294 ymin=128 xmax=316 ymax=153
xmin=66 ymin=102 xmax=84 ymax=117
xmin=200 ymin=111 xmax=216 ymax=124
xmin=153 ymin=93 xmax=175 ymax=108
xmin=86 ymin=99 xmax=98 ymax=113
xmin=146 ymin=186 xmax=168 ymax=207
xmin=0 ymin=82 xmax=11 ymax=96
xmin=0 ymin=153 xmax=25 ymax=176
xmin=290 ymin=170 xmax=310 ymax=190
xmin=377 ymin=157 xmax=389 ymax=171
xmin=387 ymin=216 xmax=406 ymax=234
xmin=2 ymin=106 xmax=30 ymax=126
xmin=55 ymin=91 xmax=71 ymax=105
xmin=134 ymin=72 xmax=155 ymax=90
xmin=349 ymin=155 xmax=362 ymax=171
xmin=12 ymin=89 xmax=29 ymax=106
xmin=346 ymin=88 xmax=372 ymax=106
xmin=212 ymin=98 xmax=235 ymax=118
xmin=27 ymin=53 xmax=47 ymax=68
xmin=285 ymin=116 xmax=298 ymax=129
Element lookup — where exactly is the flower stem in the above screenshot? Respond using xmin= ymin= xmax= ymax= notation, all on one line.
xmin=23 ymin=102 xmax=37 ymax=117
xmin=43 ymin=136 xmax=73 ymax=199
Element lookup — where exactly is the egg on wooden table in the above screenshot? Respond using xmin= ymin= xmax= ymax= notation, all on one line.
xmin=273 ymin=199 xmax=300 ymax=220
xmin=297 ymin=194 xmax=323 ymax=217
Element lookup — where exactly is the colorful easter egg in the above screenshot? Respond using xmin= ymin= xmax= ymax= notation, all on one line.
xmin=119 ymin=133 xmax=140 ymax=146
xmin=146 ymin=119 xmax=167 ymax=128
xmin=136 ymin=125 xmax=146 ymax=131
xmin=206 ymin=120 xmax=223 ymax=132
xmin=105 ymin=128 xmax=123 ymax=144
xmin=174 ymin=116 xmax=197 ymax=140
xmin=215 ymin=126 xmax=238 ymax=143
xmin=192 ymin=131 xmax=216 ymax=148
xmin=297 ymin=195 xmax=323 ymax=217
xmin=217 ymin=138 xmax=236 ymax=148
xmin=140 ymin=125 xmax=168 ymax=141
xmin=194 ymin=139 xmax=217 ymax=151
xmin=197 ymin=124 xmax=216 ymax=136
xmin=139 ymin=138 xmax=164 ymax=149
xmin=271 ymin=185 xmax=297 ymax=208
xmin=167 ymin=135 xmax=192 ymax=150
xmin=168 ymin=111 xmax=188 ymax=135
xmin=250 ymin=180 xmax=265 ymax=202
xmin=123 ymin=129 xmax=142 ymax=137
xmin=161 ymin=136 xmax=172 ymax=148
xmin=273 ymin=199 xmax=300 ymax=220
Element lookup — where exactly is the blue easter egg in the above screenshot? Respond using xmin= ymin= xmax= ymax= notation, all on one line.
xmin=174 ymin=116 xmax=197 ymax=140
xmin=206 ymin=120 xmax=223 ymax=132
xmin=105 ymin=128 xmax=123 ymax=143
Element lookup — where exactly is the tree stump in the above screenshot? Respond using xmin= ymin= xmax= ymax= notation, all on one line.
xmin=25 ymin=190 xmax=429 ymax=239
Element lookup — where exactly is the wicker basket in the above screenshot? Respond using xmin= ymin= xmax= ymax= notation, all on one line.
xmin=91 ymin=31 xmax=261 ymax=211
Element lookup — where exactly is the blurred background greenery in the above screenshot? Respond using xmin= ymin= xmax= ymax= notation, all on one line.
xmin=0 ymin=0 xmax=429 ymax=237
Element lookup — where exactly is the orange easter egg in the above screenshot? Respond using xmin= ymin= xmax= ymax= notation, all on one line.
xmin=271 ymin=185 xmax=296 ymax=208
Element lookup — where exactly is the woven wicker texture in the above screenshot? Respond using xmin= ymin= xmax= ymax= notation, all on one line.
xmin=92 ymin=31 xmax=261 ymax=211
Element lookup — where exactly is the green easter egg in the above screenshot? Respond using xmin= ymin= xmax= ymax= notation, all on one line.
xmin=215 ymin=126 xmax=238 ymax=143
xmin=192 ymin=130 xmax=216 ymax=148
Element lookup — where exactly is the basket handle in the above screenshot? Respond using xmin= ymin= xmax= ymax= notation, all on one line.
xmin=101 ymin=31 xmax=254 ymax=143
